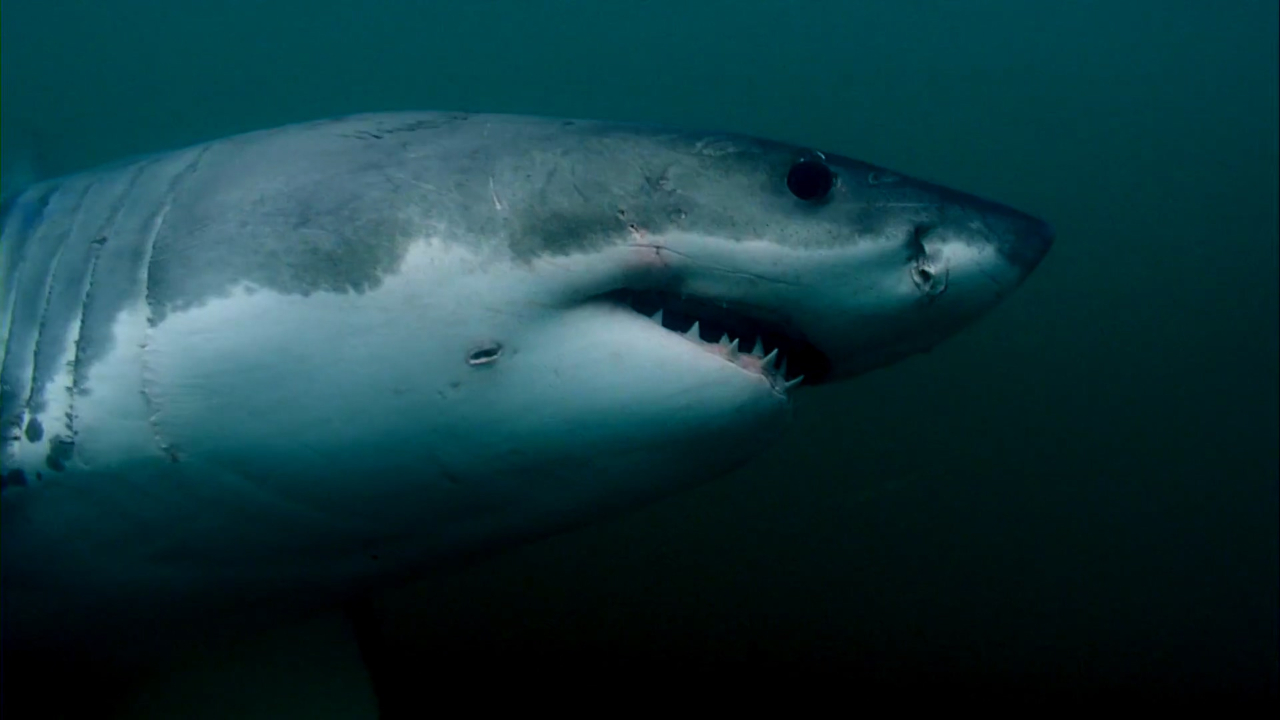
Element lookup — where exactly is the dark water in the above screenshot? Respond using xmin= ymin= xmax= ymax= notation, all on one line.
xmin=2 ymin=0 xmax=1276 ymax=712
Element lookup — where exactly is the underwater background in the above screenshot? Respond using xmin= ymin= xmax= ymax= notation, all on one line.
xmin=2 ymin=0 xmax=1276 ymax=713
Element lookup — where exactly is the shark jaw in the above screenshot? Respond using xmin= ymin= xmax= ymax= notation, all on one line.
xmin=607 ymin=288 xmax=821 ymax=394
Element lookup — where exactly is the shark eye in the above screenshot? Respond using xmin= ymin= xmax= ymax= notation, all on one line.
xmin=786 ymin=158 xmax=835 ymax=201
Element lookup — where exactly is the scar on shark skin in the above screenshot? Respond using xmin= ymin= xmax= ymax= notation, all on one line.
xmin=467 ymin=342 xmax=503 ymax=366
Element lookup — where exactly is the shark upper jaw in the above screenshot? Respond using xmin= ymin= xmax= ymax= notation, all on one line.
xmin=600 ymin=288 xmax=827 ymax=396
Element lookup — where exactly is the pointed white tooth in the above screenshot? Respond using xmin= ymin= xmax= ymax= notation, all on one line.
xmin=762 ymin=348 xmax=779 ymax=369
xmin=719 ymin=333 xmax=731 ymax=347
xmin=651 ymin=308 xmax=664 ymax=325
xmin=686 ymin=321 xmax=701 ymax=340
xmin=727 ymin=338 xmax=740 ymax=356
xmin=752 ymin=338 xmax=765 ymax=357
xmin=784 ymin=375 xmax=805 ymax=390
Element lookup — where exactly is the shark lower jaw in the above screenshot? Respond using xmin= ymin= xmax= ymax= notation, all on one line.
xmin=599 ymin=288 xmax=831 ymax=393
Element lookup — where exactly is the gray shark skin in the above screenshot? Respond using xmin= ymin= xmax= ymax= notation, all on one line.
xmin=0 ymin=112 xmax=1051 ymax=664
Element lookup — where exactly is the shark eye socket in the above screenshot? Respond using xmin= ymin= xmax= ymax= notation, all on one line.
xmin=786 ymin=159 xmax=835 ymax=201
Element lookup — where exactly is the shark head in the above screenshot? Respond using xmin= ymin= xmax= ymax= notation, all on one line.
xmin=239 ymin=117 xmax=1053 ymax=539
xmin=406 ymin=120 xmax=1054 ymax=491
xmin=1 ymin=113 xmax=1051 ymax=664
xmin=510 ymin=129 xmax=1054 ymax=389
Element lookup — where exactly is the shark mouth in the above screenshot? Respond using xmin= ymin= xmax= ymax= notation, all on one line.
xmin=604 ymin=289 xmax=832 ymax=389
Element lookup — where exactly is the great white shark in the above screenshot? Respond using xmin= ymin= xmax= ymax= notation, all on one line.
xmin=0 ymin=111 xmax=1051 ymax=693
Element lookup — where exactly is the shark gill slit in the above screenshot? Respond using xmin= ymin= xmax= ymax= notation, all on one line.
xmin=0 ymin=185 xmax=55 ymax=363
xmin=22 ymin=203 xmax=75 ymax=415
xmin=62 ymin=165 xmax=150 ymax=465
xmin=138 ymin=146 xmax=210 ymax=459
xmin=23 ymin=182 xmax=93 ymax=472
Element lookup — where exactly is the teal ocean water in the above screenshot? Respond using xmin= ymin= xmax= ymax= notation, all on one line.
xmin=2 ymin=0 xmax=1276 ymax=713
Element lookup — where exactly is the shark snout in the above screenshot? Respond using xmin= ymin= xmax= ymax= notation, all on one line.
xmin=996 ymin=212 xmax=1054 ymax=276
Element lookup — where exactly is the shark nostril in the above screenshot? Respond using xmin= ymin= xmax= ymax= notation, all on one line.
xmin=911 ymin=260 xmax=947 ymax=297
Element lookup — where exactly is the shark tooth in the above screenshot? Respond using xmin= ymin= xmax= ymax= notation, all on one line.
xmin=784 ymin=375 xmax=805 ymax=390
xmin=686 ymin=321 xmax=701 ymax=340
xmin=752 ymin=338 xmax=765 ymax=357
xmin=762 ymin=348 xmax=779 ymax=369
xmin=727 ymin=338 xmax=740 ymax=357
xmin=651 ymin=308 xmax=664 ymax=325
xmin=719 ymin=333 xmax=731 ymax=347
